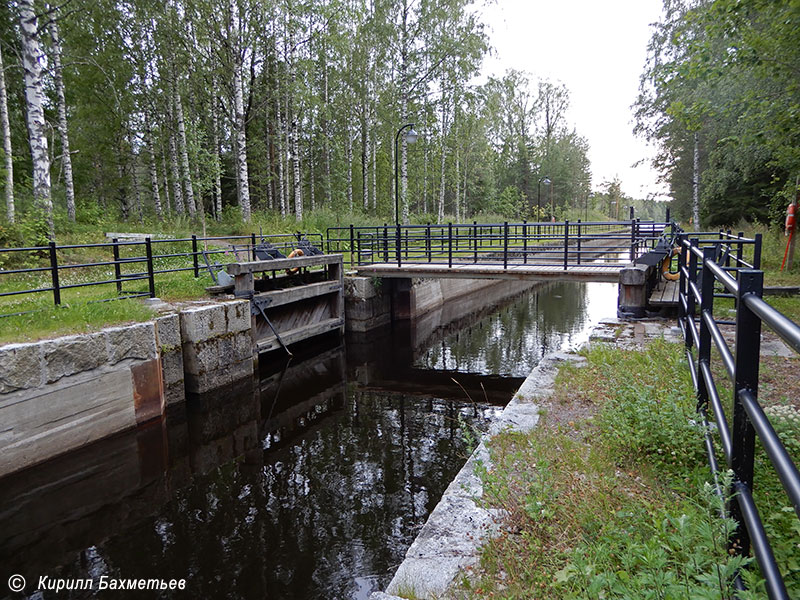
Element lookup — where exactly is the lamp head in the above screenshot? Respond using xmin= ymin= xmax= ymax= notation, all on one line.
xmin=405 ymin=125 xmax=419 ymax=144
xmin=542 ymin=176 xmax=551 ymax=185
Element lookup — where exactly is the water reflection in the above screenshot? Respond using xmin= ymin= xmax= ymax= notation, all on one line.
xmin=0 ymin=281 xmax=617 ymax=600
xmin=0 ymin=340 xmax=500 ymax=600
xmin=418 ymin=281 xmax=617 ymax=376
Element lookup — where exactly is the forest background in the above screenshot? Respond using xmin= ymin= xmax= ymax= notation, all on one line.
xmin=0 ymin=0 xmax=797 ymax=244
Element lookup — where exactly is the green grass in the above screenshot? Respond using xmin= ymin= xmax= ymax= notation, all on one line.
xmin=0 ymin=297 xmax=156 ymax=344
xmin=454 ymin=340 xmax=800 ymax=599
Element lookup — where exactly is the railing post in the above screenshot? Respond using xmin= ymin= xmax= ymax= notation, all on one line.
xmin=677 ymin=234 xmax=686 ymax=323
xmin=473 ymin=221 xmax=478 ymax=263
xmin=356 ymin=232 xmax=362 ymax=265
xmin=448 ymin=222 xmax=453 ymax=269
xmin=192 ymin=235 xmax=199 ymax=277
xmin=729 ymin=269 xmax=764 ymax=559
xmin=697 ymin=247 xmax=716 ymax=411
xmin=145 ymin=237 xmax=156 ymax=298
xmin=250 ymin=233 xmax=257 ymax=261
xmin=503 ymin=221 xmax=509 ymax=269
xmin=112 ymin=238 xmax=122 ymax=294
xmin=753 ymin=233 xmax=762 ymax=270
xmin=48 ymin=241 xmax=61 ymax=307
xmin=426 ymin=226 xmax=432 ymax=262
xmin=665 ymin=206 xmax=671 ymax=224
xmin=349 ymin=225 xmax=355 ymax=268
xmin=522 ymin=220 xmax=528 ymax=265
xmin=685 ymin=238 xmax=699 ymax=350
xmin=630 ymin=218 xmax=636 ymax=262
xmin=383 ymin=224 xmax=389 ymax=262
xmin=396 ymin=224 xmax=402 ymax=267
xmin=576 ymin=220 xmax=582 ymax=265
xmin=564 ymin=220 xmax=569 ymax=270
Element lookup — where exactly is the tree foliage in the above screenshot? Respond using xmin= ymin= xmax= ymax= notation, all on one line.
xmin=636 ymin=0 xmax=800 ymax=227
xmin=2 ymin=0 xmax=594 ymax=231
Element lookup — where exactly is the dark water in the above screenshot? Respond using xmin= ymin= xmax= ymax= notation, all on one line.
xmin=0 ymin=281 xmax=616 ymax=600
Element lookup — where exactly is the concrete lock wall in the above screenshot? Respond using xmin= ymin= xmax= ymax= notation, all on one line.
xmin=0 ymin=299 xmax=254 ymax=478
xmin=0 ymin=316 xmax=182 ymax=478
xmin=344 ymin=275 xmax=523 ymax=331
xmin=179 ymin=301 xmax=253 ymax=395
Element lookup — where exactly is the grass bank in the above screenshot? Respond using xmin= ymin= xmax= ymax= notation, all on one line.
xmin=453 ymin=340 xmax=800 ymax=599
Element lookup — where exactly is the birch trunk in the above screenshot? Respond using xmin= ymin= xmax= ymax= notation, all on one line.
xmin=284 ymin=84 xmax=290 ymax=216
xmin=371 ymin=129 xmax=377 ymax=211
xmin=168 ymin=124 xmax=184 ymax=215
xmin=309 ymin=137 xmax=315 ymax=211
xmin=161 ymin=145 xmax=172 ymax=216
xmin=230 ymin=0 xmax=251 ymax=221
xmin=291 ymin=118 xmax=302 ymax=221
xmin=0 ymin=46 xmax=14 ymax=223
xmin=48 ymin=14 xmax=75 ymax=222
xmin=174 ymin=91 xmax=196 ymax=217
xmin=455 ymin=146 xmax=460 ymax=222
xmin=323 ymin=53 xmax=332 ymax=207
xmin=361 ymin=119 xmax=368 ymax=211
xmin=399 ymin=10 xmax=410 ymax=225
xmin=145 ymin=122 xmax=162 ymax=220
xmin=117 ymin=152 xmax=129 ymax=221
xmin=346 ymin=127 xmax=353 ymax=212
xmin=692 ymin=131 xmax=700 ymax=231
xmin=438 ymin=99 xmax=448 ymax=224
xmin=212 ymin=109 xmax=222 ymax=220
xmin=131 ymin=150 xmax=143 ymax=222
xmin=423 ymin=135 xmax=428 ymax=214
xmin=18 ymin=0 xmax=53 ymax=236
xmin=275 ymin=93 xmax=286 ymax=217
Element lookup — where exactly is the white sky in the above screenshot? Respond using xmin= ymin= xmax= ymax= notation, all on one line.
xmin=476 ymin=0 xmax=668 ymax=201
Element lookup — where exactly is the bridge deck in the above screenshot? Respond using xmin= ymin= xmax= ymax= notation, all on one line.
xmin=356 ymin=262 xmax=622 ymax=282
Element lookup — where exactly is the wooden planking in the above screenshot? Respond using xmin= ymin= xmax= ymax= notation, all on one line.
xmin=649 ymin=279 xmax=680 ymax=306
xmin=356 ymin=262 xmax=622 ymax=283
xmin=0 ymin=368 xmax=137 ymax=477
xmin=253 ymin=280 xmax=341 ymax=310
xmin=227 ymin=253 xmax=341 ymax=275
xmin=256 ymin=317 xmax=345 ymax=353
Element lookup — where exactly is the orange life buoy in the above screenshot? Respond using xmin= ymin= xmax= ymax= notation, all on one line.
xmin=661 ymin=246 xmax=681 ymax=281
xmin=786 ymin=204 xmax=796 ymax=236
xmin=286 ymin=248 xmax=304 ymax=274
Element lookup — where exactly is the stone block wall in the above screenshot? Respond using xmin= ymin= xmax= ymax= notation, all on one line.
xmin=0 ymin=320 xmax=178 ymax=477
xmin=344 ymin=276 xmax=391 ymax=332
xmin=179 ymin=300 xmax=254 ymax=394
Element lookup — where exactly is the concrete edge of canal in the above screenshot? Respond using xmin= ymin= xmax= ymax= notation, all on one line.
xmin=371 ymin=348 xmax=589 ymax=600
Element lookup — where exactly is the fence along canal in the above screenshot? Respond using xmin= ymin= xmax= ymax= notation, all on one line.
xmin=0 ymin=279 xmax=618 ymax=599
xmin=677 ymin=231 xmax=799 ymax=599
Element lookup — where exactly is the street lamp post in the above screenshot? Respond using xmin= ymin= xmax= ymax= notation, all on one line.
xmin=395 ymin=123 xmax=419 ymax=225
xmin=537 ymin=176 xmax=550 ymax=231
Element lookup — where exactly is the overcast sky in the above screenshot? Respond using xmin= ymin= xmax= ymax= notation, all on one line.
xmin=476 ymin=0 xmax=667 ymax=200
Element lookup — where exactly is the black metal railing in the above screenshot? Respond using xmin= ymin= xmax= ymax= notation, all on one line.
xmin=678 ymin=232 xmax=799 ymax=599
xmin=0 ymin=232 xmax=323 ymax=317
xmin=327 ymin=219 xmax=669 ymax=269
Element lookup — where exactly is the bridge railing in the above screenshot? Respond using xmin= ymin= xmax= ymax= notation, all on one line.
xmin=678 ymin=232 xmax=799 ymax=599
xmin=0 ymin=232 xmax=323 ymax=318
xmin=326 ymin=220 xmax=668 ymax=269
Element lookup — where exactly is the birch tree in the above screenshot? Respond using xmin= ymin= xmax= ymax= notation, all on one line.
xmin=229 ymin=0 xmax=251 ymax=221
xmin=18 ymin=0 xmax=53 ymax=237
xmin=0 ymin=45 xmax=13 ymax=224
xmin=48 ymin=10 xmax=76 ymax=222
